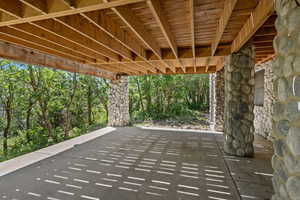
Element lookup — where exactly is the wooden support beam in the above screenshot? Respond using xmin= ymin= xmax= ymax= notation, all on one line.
xmin=33 ymin=19 xmax=119 ymax=61
xmin=12 ymin=23 xmax=107 ymax=62
xmin=0 ymin=0 xmax=23 ymax=18
xmin=19 ymin=0 xmax=48 ymax=14
xmin=231 ymin=0 xmax=274 ymax=53
xmin=147 ymin=0 xmax=177 ymax=58
xmin=103 ymin=1 xmax=171 ymax=73
xmin=0 ymin=0 xmax=147 ymax=27
xmin=0 ymin=41 xmax=116 ymax=79
xmin=111 ymin=5 xmax=161 ymax=58
xmin=205 ymin=57 xmax=211 ymax=72
xmin=83 ymin=11 xmax=157 ymax=73
xmin=83 ymin=11 xmax=145 ymax=59
xmin=216 ymin=56 xmax=225 ymax=71
xmin=189 ymin=0 xmax=196 ymax=72
xmin=0 ymin=31 xmax=85 ymax=63
xmin=59 ymin=1 xmax=156 ymax=74
xmin=147 ymin=0 xmax=185 ymax=72
xmin=0 ymin=26 xmax=96 ymax=63
xmin=147 ymin=66 xmax=216 ymax=75
xmin=211 ymin=0 xmax=237 ymax=56
xmin=57 ymin=14 xmax=132 ymax=60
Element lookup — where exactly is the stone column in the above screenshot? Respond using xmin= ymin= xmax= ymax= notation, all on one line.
xmin=209 ymin=69 xmax=225 ymax=132
xmin=108 ymin=76 xmax=130 ymax=126
xmin=272 ymin=1 xmax=300 ymax=199
xmin=223 ymin=43 xmax=255 ymax=157
xmin=214 ymin=68 xmax=225 ymax=131
xmin=209 ymin=73 xmax=216 ymax=128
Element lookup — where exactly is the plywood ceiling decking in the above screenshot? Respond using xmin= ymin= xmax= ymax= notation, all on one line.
xmin=0 ymin=0 xmax=276 ymax=79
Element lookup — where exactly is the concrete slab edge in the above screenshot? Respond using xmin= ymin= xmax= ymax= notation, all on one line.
xmin=0 ymin=126 xmax=116 ymax=177
xmin=137 ymin=126 xmax=223 ymax=134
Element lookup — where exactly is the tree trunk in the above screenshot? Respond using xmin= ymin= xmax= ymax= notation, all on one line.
xmin=87 ymin=85 xmax=92 ymax=125
xmin=136 ymin=78 xmax=145 ymax=113
xmin=3 ymin=99 xmax=12 ymax=157
xmin=25 ymin=97 xmax=35 ymax=142
xmin=64 ymin=73 xmax=77 ymax=139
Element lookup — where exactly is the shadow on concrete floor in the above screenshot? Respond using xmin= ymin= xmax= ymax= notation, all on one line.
xmin=0 ymin=127 xmax=273 ymax=200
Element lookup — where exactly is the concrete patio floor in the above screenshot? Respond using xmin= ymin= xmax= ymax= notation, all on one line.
xmin=0 ymin=127 xmax=273 ymax=200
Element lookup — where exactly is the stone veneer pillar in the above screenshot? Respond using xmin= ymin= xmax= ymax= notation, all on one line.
xmin=107 ymin=76 xmax=130 ymax=126
xmin=209 ymin=73 xmax=216 ymax=127
xmin=272 ymin=1 xmax=300 ymax=199
xmin=209 ymin=69 xmax=225 ymax=132
xmin=223 ymin=43 xmax=255 ymax=157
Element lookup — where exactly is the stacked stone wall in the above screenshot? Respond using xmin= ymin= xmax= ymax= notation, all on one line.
xmin=108 ymin=76 xmax=130 ymax=127
xmin=209 ymin=73 xmax=216 ymax=128
xmin=209 ymin=69 xmax=225 ymax=132
xmin=214 ymin=68 xmax=225 ymax=131
xmin=223 ymin=43 xmax=255 ymax=157
xmin=254 ymin=60 xmax=275 ymax=139
xmin=272 ymin=1 xmax=300 ymax=199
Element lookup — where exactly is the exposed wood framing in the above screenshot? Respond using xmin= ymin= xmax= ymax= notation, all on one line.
xmin=0 ymin=0 xmax=275 ymax=77
xmin=231 ymin=0 xmax=274 ymax=52
xmin=211 ymin=0 xmax=237 ymax=56
xmin=0 ymin=0 xmax=147 ymax=27
xmin=205 ymin=57 xmax=211 ymax=72
xmin=147 ymin=0 xmax=185 ymax=72
xmin=104 ymin=0 xmax=174 ymax=73
xmin=189 ymin=0 xmax=196 ymax=72
xmin=216 ymin=56 xmax=225 ymax=71
xmin=0 ymin=41 xmax=116 ymax=79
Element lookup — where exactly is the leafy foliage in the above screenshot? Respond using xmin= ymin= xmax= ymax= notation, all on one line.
xmin=129 ymin=74 xmax=209 ymax=121
xmin=0 ymin=61 xmax=108 ymax=161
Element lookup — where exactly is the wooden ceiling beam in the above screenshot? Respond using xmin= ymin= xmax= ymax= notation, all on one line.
xmin=147 ymin=0 xmax=185 ymax=73
xmin=12 ymin=23 xmax=107 ymax=62
xmin=216 ymin=56 xmax=225 ymax=71
xmin=111 ymin=5 xmax=161 ymax=58
xmin=83 ymin=11 xmax=157 ymax=73
xmin=0 ymin=0 xmax=23 ymax=19
xmin=147 ymin=0 xmax=177 ymax=58
xmin=0 ymin=30 xmax=135 ymax=75
xmin=33 ymin=19 xmax=119 ymax=61
xmin=104 ymin=1 xmax=170 ymax=73
xmin=0 ymin=32 xmax=87 ymax=63
xmin=0 ymin=41 xmax=116 ymax=79
xmin=0 ymin=0 xmax=147 ymax=27
xmin=189 ymin=0 xmax=196 ymax=72
xmin=83 ymin=11 xmax=145 ymax=60
xmin=59 ymin=1 xmax=154 ymax=75
xmin=211 ymin=0 xmax=237 ymax=56
xmin=231 ymin=0 xmax=274 ymax=53
xmin=19 ymin=0 xmax=48 ymax=14
xmin=147 ymin=66 xmax=216 ymax=75
xmin=57 ymin=14 xmax=132 ymax=60
xmin=0 ymin=26 xmax=96 ymax=63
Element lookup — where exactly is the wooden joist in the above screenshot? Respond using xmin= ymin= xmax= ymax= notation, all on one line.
xmin=0 ymin=0 xmax=276 ymax=78
xmin=57 ymin=14 xmax=132 ymax=60
xmin=34 ymin=19 xmax=119 ymax=61
xmin=104 ymin=1 xmax=173 ymax=73
xmin=231 ymin=0 xmax=274 ymax=53
xmin=147 ymin=0 xmax=185 ymax=72
xmin=189 ymin=0 xmax=196 ymax=72
xmin=0 ymin=41 xmax=116 ymax=79
xmin=0 ymin=0 xmax=147 ymax=26
xmin=211 ymin=0 xmax=237 ymax=56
